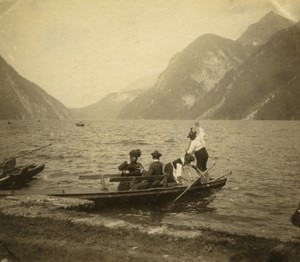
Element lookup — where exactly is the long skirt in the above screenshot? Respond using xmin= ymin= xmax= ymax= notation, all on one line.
xmin=194 ymin=147 xmax=209 ymax=171
xmin=117 ymin=181 xmax=131 ymax=191
xmin=163 ymin=163 xmax=177 ymax=183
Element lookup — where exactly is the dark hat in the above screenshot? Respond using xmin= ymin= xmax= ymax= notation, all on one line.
xmin=129 ymin=149 xmax=141 ymax=158
xmin=184 ymin=154 xmax=195 ymax=163
xmin=151 ymin=150 xmax=162 ymax=158
xmin=187 ymin=128 xmax=197 ymax=140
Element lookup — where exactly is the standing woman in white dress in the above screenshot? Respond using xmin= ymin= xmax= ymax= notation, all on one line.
xmin=186 ymin=122 xmax=209 ymax=172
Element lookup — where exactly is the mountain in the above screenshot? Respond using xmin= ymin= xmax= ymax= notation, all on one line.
xmin=0 ymin=55 xmax=70 ymax=120
xmin=119 ymin=34 xmax=247 ymax=119
xmin=70 ymin=74 xmax=157 ymax=120
xmin=237 ymin=11 xmax=294 ymax=52
xmin=118 ymin=11 xmax=296 ymax=120
xmin=122 ymin=74 xmax=158 ymax=91
xmin=197 ymin=22 xmax=300 ymax=120
xmin=70 ymin=89 xmax=143 ymax=120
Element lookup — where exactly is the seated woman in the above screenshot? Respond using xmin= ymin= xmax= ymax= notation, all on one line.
xmin=117 ymin=149 xmax=144 ymax=191
xmin=163 ymin=154 xmax=196 ymax=186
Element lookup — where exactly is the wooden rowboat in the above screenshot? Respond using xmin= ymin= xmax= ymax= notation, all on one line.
xmin=0 ymin=172 xmax=229 ymax=207
xmin=0 ymin=144 xmax=52 ymax=190
xmin=76 ymin=122 xmax=85 ymax=127
xmin=48 ymin=175 xmax=228 ymax=206
xmin=0 ymin=164 xmax=45 ymax=190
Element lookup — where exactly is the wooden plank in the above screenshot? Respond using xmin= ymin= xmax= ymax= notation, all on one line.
xmin=78 ymin=174 xmax=120 ymax=180
xmin=109 ymin=175 xmax=166 ymax=183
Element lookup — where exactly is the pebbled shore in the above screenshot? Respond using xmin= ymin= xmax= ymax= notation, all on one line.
xmin=0 ymin=196 xmax=299 ymax=262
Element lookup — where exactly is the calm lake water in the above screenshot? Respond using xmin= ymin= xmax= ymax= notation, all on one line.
xmin=0 ymin=120 xmax=299 ymax=242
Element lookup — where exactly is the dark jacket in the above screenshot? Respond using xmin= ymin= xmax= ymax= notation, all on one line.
xmin=118 ymin=161 xmax=143 ymax=176
xmin=146 ymin=161 xmax=163 ymax=176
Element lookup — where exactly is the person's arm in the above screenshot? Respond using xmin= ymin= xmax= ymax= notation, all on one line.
xmin=198 ymin=127 xmax=205 ymax=145
xmin=176 ymin=163 xmax=183 ymax=177
xmin=187 ymin=140 xmax=195 ymax=154
xmin=173 ymin=163 xmax=183 ymax=180
xmin=191 ymin=165 xmax=203 ymax=175
xmin=118 ymin=161 xmax=128 ymax=171
xmin=128 ymin=163 xmax=143 ymax=176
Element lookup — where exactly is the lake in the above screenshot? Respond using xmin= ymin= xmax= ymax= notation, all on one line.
xmin=0 ymin=120 xmax=299 ymax=242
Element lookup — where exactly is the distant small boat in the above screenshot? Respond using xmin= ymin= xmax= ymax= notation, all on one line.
xmin=8 ymin=121 xmax=13 ymax=125
xmin=76 ymin=122 xmax=85 ymax=127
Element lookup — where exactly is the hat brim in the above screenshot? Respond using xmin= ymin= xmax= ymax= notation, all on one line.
xmin=151 ymin=153 xmax=162 ymax=158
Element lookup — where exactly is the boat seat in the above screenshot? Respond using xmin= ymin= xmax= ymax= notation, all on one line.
xmin=109 ymin=175 xmax=166 ymax=183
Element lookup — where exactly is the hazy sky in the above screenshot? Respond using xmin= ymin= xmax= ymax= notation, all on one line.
xmin=0 ymin=0 xmax=300 ymax=108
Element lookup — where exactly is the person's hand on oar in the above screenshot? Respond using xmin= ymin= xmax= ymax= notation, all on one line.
xmin=172 ymin=163 xmax=216 ymax=203
xmin=192 ymin=164 xmax=214 ymax=184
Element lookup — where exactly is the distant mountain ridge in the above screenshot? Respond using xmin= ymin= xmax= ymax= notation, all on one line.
xmin=123 ymin=74 xmax=158 ymax=91
xmin=70 ymin=74 xmax=157 ymax=120
xmin=237 ymin=11 xmax=294 ymax=47
xmin=2 ymin=11 xmax=297 ymax=121
xmin=197 ymin=22 xmax=300 ymax=120
xmin=118 ymin=11 xmax=298 ymax=120
xmin=119 ymin=34 xmax=247 ymax=119
xmin=0 ymin=56 xmax=70 ymax=120
xmin=70 ymin=89 xmax=142 ymax=120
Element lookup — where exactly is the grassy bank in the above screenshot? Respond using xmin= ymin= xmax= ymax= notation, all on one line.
xmin=1 ymin=213 xmax=300 ymax=262
xmin=0 ymin=196 xmax=299 ymax=261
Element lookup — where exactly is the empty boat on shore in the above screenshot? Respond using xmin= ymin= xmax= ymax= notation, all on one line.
xmin=0 ymin=144 xmax=60 ymax=190
xmin=0 ymin=164 xmax=45 ymax=190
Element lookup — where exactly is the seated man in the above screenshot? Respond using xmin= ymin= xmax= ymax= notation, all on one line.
xmin=134 ymin=150 xmax=163 ymax=190
xmin=117 ymin=149 xmax=144 ymax=191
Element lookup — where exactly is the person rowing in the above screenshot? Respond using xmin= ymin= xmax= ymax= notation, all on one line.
xmin=186 ymin=122 xmax=209 ymax=173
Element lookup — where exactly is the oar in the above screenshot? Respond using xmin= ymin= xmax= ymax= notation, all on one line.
xmin=210 ymin=171 xmax=232 ymax=182
xmin=173 ymin=163 xmax=216 ymax=203
xmin=38 ymin=154 xmax=62 ymax=166
xmin=6 ymin=144 xmax=52 ymax=161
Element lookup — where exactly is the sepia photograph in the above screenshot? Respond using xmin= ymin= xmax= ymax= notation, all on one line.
xmin=0 ymin=0 xmax=300 ymax=261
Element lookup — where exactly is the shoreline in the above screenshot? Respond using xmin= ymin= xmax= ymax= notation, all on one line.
xmin=0 ymin=196 xmax=300 ymax=261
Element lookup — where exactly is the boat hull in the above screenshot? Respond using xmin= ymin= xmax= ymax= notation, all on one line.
xmin=0 ymin=164 xmax=45 ymax=190
xmin=50 ymin=178 xmax=227 ymax=206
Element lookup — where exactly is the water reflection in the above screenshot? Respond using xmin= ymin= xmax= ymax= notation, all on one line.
xmin=94 ymin=189 xmax=219 ymax=226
